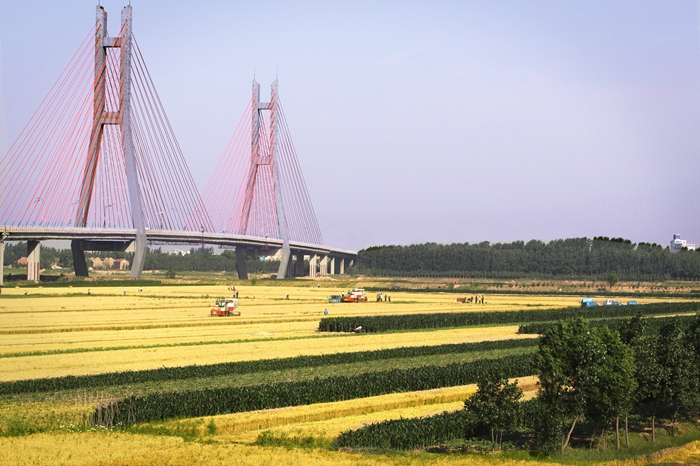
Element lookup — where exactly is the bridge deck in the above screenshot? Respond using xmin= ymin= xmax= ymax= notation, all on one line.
xmin=1 ymin=227 xmax=356 ymax=258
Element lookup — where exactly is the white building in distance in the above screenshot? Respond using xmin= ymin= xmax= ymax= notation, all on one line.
xmin=670 ymin=234 xmax=696 ymax=253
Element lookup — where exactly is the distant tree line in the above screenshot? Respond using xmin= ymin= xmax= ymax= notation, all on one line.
xmin=2 ymin=243 xmax=278 ymax=275
xmin=144 ymin=247 xmax=279 ymax=274
xmin=2 ymin=242 xmax=73 ymax=270
xmin=357 ymin=237 xmax=700 ymax=281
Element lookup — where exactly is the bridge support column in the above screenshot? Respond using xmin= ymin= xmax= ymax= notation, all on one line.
xmin=319 ymin=255 xmax=328 ymax=276
xmin=309 ymin=255 xmax=318 ymax=278
xmin=330 ymin=257 xmax=336 ymax=275
xmin=339 ymin=258 xmax=345 ymax=275
xmin=0 ymin=240 xmax=4 ymax=286
xmin=27 ymin=240 xmax=41 ymax=282
xmin=295 ymin=255 xmax=305 ymax=276
xmin=236 ymin=248 xmax=248 ymax=280
xmin=286 ymin=254 xmax=293 ymax=278
xmin=129 ymin=233 xmax=147 ymax=278
xmin=276 ymin=245 xmax=291 ymax=279
xmin=71 ymin=240 xmax=89 ymax=277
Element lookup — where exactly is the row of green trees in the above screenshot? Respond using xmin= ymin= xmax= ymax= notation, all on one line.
xmin=2 ymin=242 xmax=73 ymax=269
xmin=357 ymin=237 xmax=700 ymax=280
xmin=534 ymin=315 xmax=700 ymax=453
xmin=337 ymin=314 xmax=700 ymax=455
xmin=2 ymin=242 xmax=278 ymax=275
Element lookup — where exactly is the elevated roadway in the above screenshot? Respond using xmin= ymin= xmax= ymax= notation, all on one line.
xmin=0 ymin=227 xmax=357 ymax=284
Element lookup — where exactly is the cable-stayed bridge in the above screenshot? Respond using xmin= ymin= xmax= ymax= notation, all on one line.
xmin=0 ymin=5 xmax=355 ymax=284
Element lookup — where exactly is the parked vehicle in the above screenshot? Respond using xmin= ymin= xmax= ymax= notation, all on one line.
xmin=602 ymin=299 xmax=622 ymax=306
xmin=580 ymin=298 xmax=599 ymax=307
xmin=627 ymin=300 xmax=639 ymax=305
xmin=328 ymin=295 xmax=342 ymax=303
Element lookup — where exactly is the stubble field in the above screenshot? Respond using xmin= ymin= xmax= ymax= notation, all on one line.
xmin=0 ymin=280 xmax=691 ymax=465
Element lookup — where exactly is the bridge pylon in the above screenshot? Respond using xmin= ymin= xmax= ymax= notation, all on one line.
xmin=73 ymin=6 xmax=146 ymax=278
xmin=240 ymin=80 xmax=291 ymax=278
xmin=203 ymin=78 xmax=326 ymax=280
xmin=0 ymin=5 xmax=213 ymax=281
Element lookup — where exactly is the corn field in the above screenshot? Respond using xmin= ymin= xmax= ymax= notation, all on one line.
xmin=93 ymin=353 xmax=536 ymax=426
xmin=318 ymin=302 xmax=700 ymax=333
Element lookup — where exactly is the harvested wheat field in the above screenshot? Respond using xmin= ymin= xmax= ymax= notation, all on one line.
xmin=0 ymin=278 xmax=695 ymax=465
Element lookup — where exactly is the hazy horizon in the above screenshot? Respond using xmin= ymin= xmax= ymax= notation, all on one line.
xmin=2 ymin=1 xmax=699 ymax=251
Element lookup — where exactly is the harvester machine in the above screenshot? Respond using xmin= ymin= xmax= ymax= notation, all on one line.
xmin=211 ymin=298 xmax=241 ymax=317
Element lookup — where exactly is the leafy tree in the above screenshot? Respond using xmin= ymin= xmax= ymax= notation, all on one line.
xmin=657 ymin=320 xmax=700 ymax=433
xmin=607 ymin=273 xmax=619 ymax=287
xmin=40 ymin=250 xmax=57 ymax=269
xmin=535 ymin=318 xmax=636 ymax=453
xmin=633 ymin=334 xmax=664 ymax=441
xmin=57 ymin=249 xmax=73 ymax=268
xmin=535 ymin=318 xmax=592 ymax=453
xmin=464 ymin=376 xmax=523 ymax=450
xmin=583 ymin=326 xmax=636 ymax=449
xmin=686 ymin=313 xmax=700 ymax=357
xmin=617 ymin=313 xmax=646 ymax=346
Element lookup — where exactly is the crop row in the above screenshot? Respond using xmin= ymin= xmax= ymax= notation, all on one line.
xmin=518 ymin=313 xmax=699 ymax=335
xmin=93 ymin=353 xmax=536 ymax=426
xmin=318 ymin=302 xmax=700 ymax=333
xmin=336 ymin=398 xmax=541 ymax=450
xmin=0 ymin=339 xmax=537 ymax=396
xmin=336 ymin=409 xmax=478 ymax=449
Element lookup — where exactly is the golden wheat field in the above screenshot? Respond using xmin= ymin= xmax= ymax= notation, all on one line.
xmin=0 ymin=280 xmax=691 ymax=465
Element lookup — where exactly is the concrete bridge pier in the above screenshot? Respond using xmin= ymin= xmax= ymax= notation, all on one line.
xmin=71 ymin=240 xmax=89 ymax=277
xmin=0 ymin=240 xmax=4 ymax=286
xmin=330 ymin=257 xmax=336 ymax=275
xmin=294 ymin=254 xmax=305 ymax=277
xmin=27 ymin=240 xmax=41 ymax=282
xmin=319 ymin=255 xmax=329 ymax=276
xmin=339 ymin=258 xmax=345 ymax=275
xmin=309 ymin=254 xmax=318 ymax=278
xmin=236 ymin=248 xmax=248 ymax=280
xmin=284 ymin=254 xmax=293 ymax=278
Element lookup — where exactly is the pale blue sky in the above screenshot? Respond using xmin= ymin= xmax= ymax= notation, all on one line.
xmin=1 ymin=1 xmax=699 ymax=251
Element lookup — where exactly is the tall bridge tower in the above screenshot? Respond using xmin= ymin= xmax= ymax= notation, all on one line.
xmin=241 ymin=80 xmax=291 ymax=278
xmin=0 ymin=5 xmax=213 ymax=281
xmin=204 ymin=79 xmax=324 ymax=280
xmin=73 ymin=6 xmax=147 ymax=278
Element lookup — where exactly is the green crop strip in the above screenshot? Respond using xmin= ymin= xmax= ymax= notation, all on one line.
xmin=7 ymin=346 xmax=536 ymax=404
xmin=518 ymin=313 xmax=698 ymax=334
xmin=336 ymin=397 xmax=541 ymax=450
xmin=0 ymin=339 xmax=538 ymax=396
xmin=318 ymin=302 xmax=700 ymax=332
xmin=93 ymin=353 xmax=536 ymax=426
